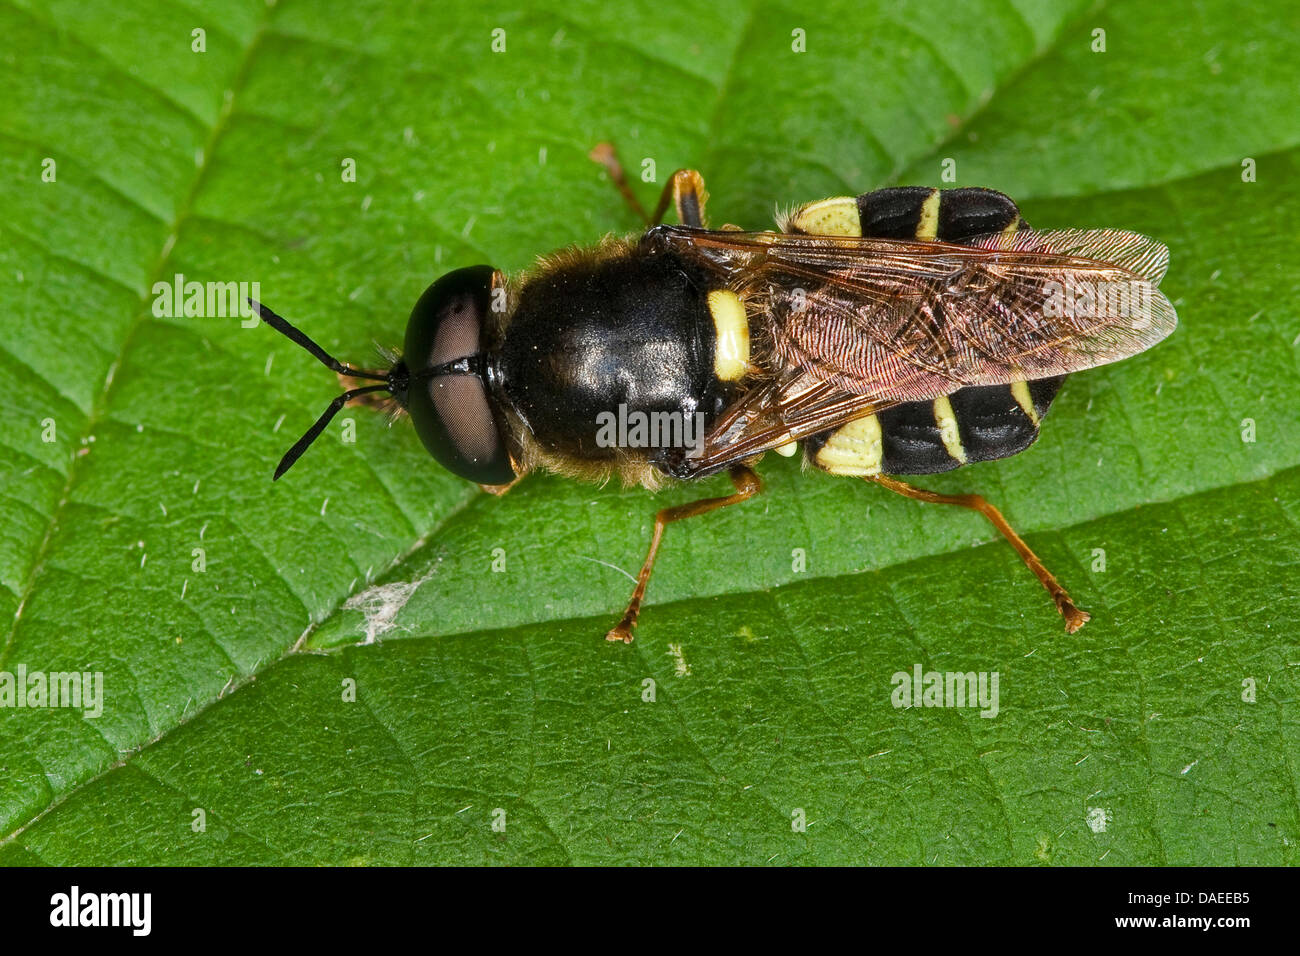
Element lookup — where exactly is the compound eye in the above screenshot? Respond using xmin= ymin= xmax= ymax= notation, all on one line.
xmin=404 ymin=266 xmax=516 ymax=485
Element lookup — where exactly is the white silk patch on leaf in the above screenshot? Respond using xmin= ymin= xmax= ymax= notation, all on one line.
xmin=343 ymin=573 xmax=433 ymax=644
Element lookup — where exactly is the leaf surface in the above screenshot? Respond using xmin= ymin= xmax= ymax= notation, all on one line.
xmin=1 ymin=0 xmax=1297 ymax=864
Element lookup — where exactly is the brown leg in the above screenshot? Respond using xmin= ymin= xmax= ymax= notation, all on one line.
xmin=478 ymin=477 xmax=520 ymax=496
xmin=588 ymin=142 xmax=708 ymax=227
xmin=606 ymin=465 xmax=762 ymax=643
xmin=869 ymin=475 xmax=1090 ymax=633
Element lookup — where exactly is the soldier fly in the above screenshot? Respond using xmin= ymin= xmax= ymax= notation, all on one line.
xmin=253 ymin=145 xmax=1177 ymax=642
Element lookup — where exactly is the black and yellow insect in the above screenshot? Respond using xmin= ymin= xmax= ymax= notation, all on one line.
xmin=254 ymin=149 xmax=1176 ymax=642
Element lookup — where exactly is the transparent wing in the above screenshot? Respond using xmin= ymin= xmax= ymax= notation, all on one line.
xmin=650 ymin=226 xmax=1177 ymax=477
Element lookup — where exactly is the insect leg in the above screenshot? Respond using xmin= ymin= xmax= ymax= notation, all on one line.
xmin=589 ymin=142 xmax=652 ymax=223
xmin=588 ymin=142 xmax=708 ymax=227
xmin=868 ymin=475 xmax=1090 ymax=633
xmin=650 ymin=169 xmax=708 ymax=228
xmin=606 ymin=464 xmax=761 ymax=643
xmin=478 ymin=477 xmax=521 ymax=496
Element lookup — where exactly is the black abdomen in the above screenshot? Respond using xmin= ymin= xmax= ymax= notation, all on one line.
xmin=803 ymin=376 xmax=1064 ymax=476
xmin=794 ymin=186 xmax=1065 ymax=475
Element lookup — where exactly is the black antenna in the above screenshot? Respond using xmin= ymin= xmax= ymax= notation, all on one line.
xmin=272 ymin=382 xmax=389 ymax=479
xmin=250 ymin=298 xmax=394 ymax=480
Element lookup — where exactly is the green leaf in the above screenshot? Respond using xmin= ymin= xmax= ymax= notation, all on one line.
xmin=2 ymin=0 xmax=1297 ymax=865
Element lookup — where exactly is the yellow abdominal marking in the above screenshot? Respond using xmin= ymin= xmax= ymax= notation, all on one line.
xmin=814 ymin=414 xmax=883 ymax=476
xmin=708 ymin=289 xmax=750 ymax=381
xmin=774 ymin=438 xmax=798 ymax=457
xmin=915 ymin=189 xmax=941 ymax=240
xmin=1011 ymin=379 xmax=1039 ymax=425
xmin=790 ymin=197 xmax=862 ymax=237
xmin=933 ymin=395 xmax=967 ymax=463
